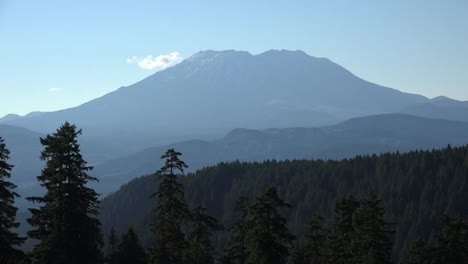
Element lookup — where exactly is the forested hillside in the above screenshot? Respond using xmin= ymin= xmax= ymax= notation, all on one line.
xmin=100 ymin=145 xmax=468 ymax=263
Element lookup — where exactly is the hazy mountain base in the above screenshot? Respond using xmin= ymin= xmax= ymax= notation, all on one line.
xmin=3 ymin=113 xmax=468 ymax=209
xmin=93 ymin=114 xmax=468 ymax=195
xmin=99 ymin=145 xmax=468 ymax=263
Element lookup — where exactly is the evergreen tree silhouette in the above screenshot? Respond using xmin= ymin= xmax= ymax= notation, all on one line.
xmin=149 ymin=148 xmax=189 ymax=264
xmin=303 ymin=214 xmax=329 ymax=264
xmin=27 ymin=122 xmax=102 ymax=264
xmin=351 ymin=192 xmax=393 ymax=264
xmin=105 ymin=227 xmax=120 ymax=264
xmin=0 ymin=136 xmax=25 ymax=263
xmin=245 ymin=186 xmax=295 ymax=264
xmin=222 ymin=196 xmax=250 ymax=264
xmin=185 ymin=206 xmax=223 ymax=264
xmin=116 ymin=227 xmax=147 ymax=264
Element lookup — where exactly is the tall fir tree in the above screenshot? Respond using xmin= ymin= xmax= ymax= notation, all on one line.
xmin=329 ymin=196 xmax=360 ymax=264
xmin=351 ymin=192 xmax=393 ymax=264
xmin=429 ymin=215 xmax=468 ymax=264
xmin=222 ymin=196 xmax=250 ymax=264
xmin=149 ymin=148 xmax=189 ymax=264
xmin=105 ymin=227 xmax=120 ymax=264
xmin=302 ymin=214 xmax=329 ymax=264
xmin=115 ymin=227 xmax=147 ymax=264
xmin=27 ymin=122 xmax=103 ymax=264
xmin=185 ymin=206 xmax=224 ymax=264
xmin=245 ymin=186 xmax=295 ymax=264
xmin=0 ymin=136 xmax=25 ymax=263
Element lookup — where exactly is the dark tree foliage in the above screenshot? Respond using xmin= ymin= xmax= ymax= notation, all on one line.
xmin=27 ymin=122 xmax=103 ymax=264
xmin=245 ymin=186 xmax=295 ymax=264
xmin=100 ymin=145 xmax=468 ymax=263
xmin=149 ymin=148 xmax=189 ymax=264
xmin=406 ymin=239 xmax=427 ymax=264
xmin=429 ymin=215 xmax=468 ymax=264
xmin=329 ymin=196 xmax=360 ymax=264
xmin=186 ymin=206 xmax=224 ymax=264
xmin=351 ymin=192 xmax=393 ymax=264
xmin=288 ymin=242 xmax=306 ymax=264
xmin=105 ymin=227 xmax=119 ymax=264
xmin=0 ymin=137 xmax=25 ymax=263
xmin=302 ymin=214 xmax=329 ymax=264
xmin=115 ymin=227 xmax=147 ymax=264
xmin=222 ymin=196 xmax=250 ymax=264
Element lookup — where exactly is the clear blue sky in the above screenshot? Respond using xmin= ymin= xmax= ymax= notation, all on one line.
xmin=1 ymin=0 xmax=467 ymax=117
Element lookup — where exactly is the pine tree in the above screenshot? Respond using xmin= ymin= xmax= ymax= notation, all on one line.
xmin=185 ymin=206 xmax=223 ymax=264
xmin=407 ymin=239 xmax=427 ymax=264
xmin=27 ymin=122 xmax=103 ymax=264
xmin=149 ymin=148 xmax=189 ymax=264
xmin=0 ymin=136 xmax=25 ymax=263
xmin=222 ymin=196 xmax=250 ymax=264
xmin=430 ymin=215 xmax=468 ymax=264
xmin=329 ymin=196 xmax=360 ymax=264
xmin=245 ymin=186 xmax=295 ymax=264
xmin=115 ymin=227 xmax=147 ymax=264
xmin=105 ymin=227 xmax=120 ymax=264
xmin=303 ymin=214 xmax=329 ymax=264
xmin=351 ymin=192 xmax=393 ymax=264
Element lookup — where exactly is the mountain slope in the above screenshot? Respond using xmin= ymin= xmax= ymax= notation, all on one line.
xmin=1 ymin=50 xmax=428 ymax=154
xmin=93 ymin=114 xmax=468 ymax=194
xmin=401 ymin=96 xmax=468 ymax=122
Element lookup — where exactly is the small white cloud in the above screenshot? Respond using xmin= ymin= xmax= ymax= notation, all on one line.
xmin=48 ymin=87 xmax=62 ymax=92
xmin=127 ymin=52 xmax=182 ymax=70
xmin=126 ymin=56 xmax=138 ymax=64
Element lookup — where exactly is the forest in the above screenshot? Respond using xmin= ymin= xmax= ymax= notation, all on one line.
xmin=1 ymin=122 xmax=468 ymax=264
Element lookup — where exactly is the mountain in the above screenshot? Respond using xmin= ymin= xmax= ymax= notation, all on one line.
xmin=93 ymin=114 xmax=468 ymax=195
xmin=0 ymin=114 xmax=21 ymax=122
xmin=99 ymin=144 xmax=468 ymax=263
xmin=401 ymin=96 xmax=468 ymax=122
xmin=3 ymin=50 xmax=467 ymax=203
xmin=1 ymin=50 xmax=428 ymax=156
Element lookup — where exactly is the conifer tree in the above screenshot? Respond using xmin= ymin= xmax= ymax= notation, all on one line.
xmin=105 ymin=227 xmax=120 ymax=264
xmin=222 ymin=196 xmax=250 ymax=264
xmin=430 ymin=215 xmax=468 ymax=264
xmin=407 ymin=239 xmax=427 ymax=264
xmin=288 ymin=242 xmax=306 ymax=264
xmin=27 ymin=122 xmax=103 ymax=264
xmin=245 ymin=186 xmax=295 ymax=264
xmin=303 ymin=214 xmax=329 ymax=264
xmin=351 ymin=192 xmax=392 ymax=264
xmin=186 ymin=206 xmax=223 ymax=264
xmin=149 ymin=148 xmax=189 ymax=264
xmin=329 ymin=196 xmax=360 ymax=264
xmin=0 ymin=136 xmax=25 ymax=263
xmin=116 ymin=227 xmax=147 ymax=264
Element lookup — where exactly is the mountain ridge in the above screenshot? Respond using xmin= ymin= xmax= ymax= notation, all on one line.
xmin=92 ymin=113 xmax=468 ymax=195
